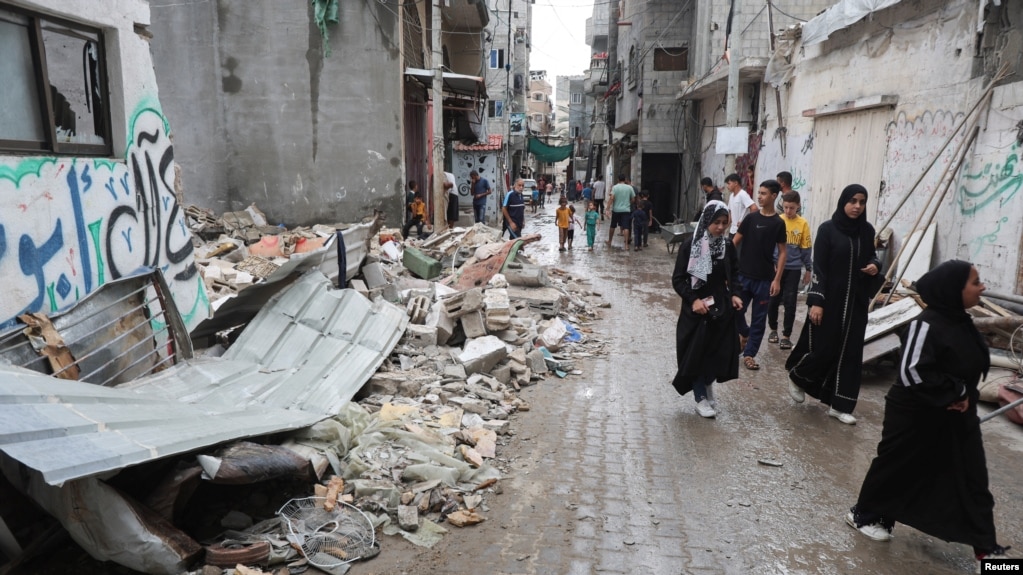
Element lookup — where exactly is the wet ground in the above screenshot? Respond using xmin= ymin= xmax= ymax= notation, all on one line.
xmin=355 ymin=199 xmax=1023 ymax=575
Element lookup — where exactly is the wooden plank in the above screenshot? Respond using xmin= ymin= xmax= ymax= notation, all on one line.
xmin=864 ymin=297 xmax=923 ymax=342
xmin=895 ymin=222 xmax=937 ymax=286
xmin=981 ymin=296 xmax=1015 ymax=318
xmin=863 ymin=333 xmax=901 ymax=364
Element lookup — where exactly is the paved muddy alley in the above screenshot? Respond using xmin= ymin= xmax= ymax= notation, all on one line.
xmin=354 ymin=199 xmax=1023 ymax=575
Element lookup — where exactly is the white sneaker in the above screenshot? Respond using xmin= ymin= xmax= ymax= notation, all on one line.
xmin=788 ymin=381 xmax=805 ymax=403
xmin=828 ymin=408 xmax=857 ymax=425
xmin=706 ymin=385 xmax=717 ymax=408
xmin=845 ymin=512 xmax=892 ymax=541
xmin=695 ymin=399 xmax=717 ymax=418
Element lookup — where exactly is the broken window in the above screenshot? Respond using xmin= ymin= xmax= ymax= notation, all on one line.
xmin=0 ymin=5 xmax=111 ymax=155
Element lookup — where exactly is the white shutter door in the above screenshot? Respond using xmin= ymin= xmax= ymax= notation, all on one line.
xmin=808 ymin=108 xmax=890 ymax=232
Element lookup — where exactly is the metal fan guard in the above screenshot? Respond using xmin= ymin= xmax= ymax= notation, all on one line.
xmin=277 ymin=496 xmax=376 ymax=567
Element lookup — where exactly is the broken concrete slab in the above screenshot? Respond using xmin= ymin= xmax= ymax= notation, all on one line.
xmin=398 ymin=505 xmax=420 ymax=531
xmin=460 ymin=311 xmax=488 ymax=339
xmin=404 ymin=324 xmax=439 ymax=348
xmin=506 ymin=285 xmax=564 ymax=318
xmin=362 ymin=262 xmax=388 ymax=289
xmin=425 ymin=301 xmax=455 ymax=345
xmin=483 ymin=288 xmax=512 ymax=332
xmin=454 ymin=336 xmax=508 ymax=375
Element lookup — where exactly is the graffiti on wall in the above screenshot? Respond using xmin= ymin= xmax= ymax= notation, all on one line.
xmin=454 ymin=151 xmax=499 ymax=197
xmin=957 ymin=142 xmax=1023 ymax=216
xmin=877 ymin=109 xmax=965 ymax=226
xmin=0 ymin=105 xmax=208 ymax=332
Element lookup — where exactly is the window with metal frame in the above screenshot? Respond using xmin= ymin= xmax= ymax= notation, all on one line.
xmin=0 ymin=5 xmax=112 ymax=156
xmin=488 ymin=99 xmax=504 ymax=118
xmin=571 ymin=92 xmax=582 ymax=104
xmin=488 ymin=48 xmax=505 ymax=69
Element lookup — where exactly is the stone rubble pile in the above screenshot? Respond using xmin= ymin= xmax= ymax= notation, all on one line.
xmin=184 ymin=219 xmax=609 ymax=574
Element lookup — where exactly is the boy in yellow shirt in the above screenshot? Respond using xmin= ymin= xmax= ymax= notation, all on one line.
xmin=556 ymin=197 xmax=571 ymax=252
xmin=402 ymin=192 xmax=427 ymax=239
xmin=768 ymin=191 xmax=813 ymax=349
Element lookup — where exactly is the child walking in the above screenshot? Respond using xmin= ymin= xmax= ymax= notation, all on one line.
xmin=585 ymin=201 xmax=600 ymax=250
xmin=567 ymin=205 xmax=582 ymax=250
xmin=556 ymin=197 xmax=571 ymax=252
xmin=767 ymin=191 xmax=813 ymax=350
xmin=631 ymin=201 xmax=649 ymax=251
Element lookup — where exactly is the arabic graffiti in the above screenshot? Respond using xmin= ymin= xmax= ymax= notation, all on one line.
xmin=957 ymin=143 xmax=1023 ymax=216
xmin=968 ymin=216 xmax=1009 ymax=257
xmin=0 ymin=105 xmax=207 ymax=332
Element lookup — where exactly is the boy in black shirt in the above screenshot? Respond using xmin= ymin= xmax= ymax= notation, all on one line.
xmin=732 ymin=180 xmax=787 ymax=370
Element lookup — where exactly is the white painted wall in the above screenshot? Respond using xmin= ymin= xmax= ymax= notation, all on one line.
xmin=0 ymin=0 xmax=208 ymax=332
xmin=747 ymin=0 xmax=1023 ymax=292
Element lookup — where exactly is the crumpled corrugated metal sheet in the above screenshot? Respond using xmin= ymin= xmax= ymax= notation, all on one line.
xmin=0 ymin=271 xmax=408 ymax=485
xmin=121 ymin=272 xmax=409 ymax=416
xmin=0 ymin=365 xmax=323 ymax=486
xmin=801 ymin=0 xmax=904 ymax=46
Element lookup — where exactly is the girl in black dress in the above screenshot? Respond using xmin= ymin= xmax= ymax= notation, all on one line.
xmin=785 ymin=184 xmax=882 ymax=424
xmin=671 ymin=200 xmax=743 ymax=418
xmin=847 ymin=260 xmax=1010 ymax=569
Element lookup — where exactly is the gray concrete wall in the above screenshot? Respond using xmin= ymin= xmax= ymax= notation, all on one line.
xmin=149 ymin=0 xmax=405 ymax=227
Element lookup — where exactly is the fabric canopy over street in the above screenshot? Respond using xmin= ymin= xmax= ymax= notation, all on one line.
xmin=527 ymin=138 xmax=573 ymax=163
xmin=801 ymin=0 xmax=904 ymax=46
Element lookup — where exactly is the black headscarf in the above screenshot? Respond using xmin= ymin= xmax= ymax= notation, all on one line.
xmin=915 ymin=259 xmax=973 ymax=319
xmin=831 ymin=184 xmax=870 ymax=237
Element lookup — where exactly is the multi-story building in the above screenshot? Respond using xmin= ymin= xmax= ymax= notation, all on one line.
xmin=148 ymin=0 xmax=489 ymax=229
xmin=527 ymin=70 xmax=555 ymax=180
xmin=555 ymin=74 xmax=587 ymax=185
xmin=483 ymin=0 xmax=532 ymax=187
xmin=583 ymin=1 xmax=611 ymax=184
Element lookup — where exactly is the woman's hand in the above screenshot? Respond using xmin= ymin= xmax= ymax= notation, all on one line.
xmin=861 ymin=263 xmax=879 ymax=276
xmin=947 ymin=398 xmax=969 ymax=413
xmin=732 ymin=295 xmax=743 ymax=310
xmin=809 ymin=305 xmax=823 ymax=326
xmin=692 ymin=299 xmax=708 ymax=315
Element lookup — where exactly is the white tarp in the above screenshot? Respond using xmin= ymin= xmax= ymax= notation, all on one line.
xmin=801 ymin=0 xmax=905 ymax=46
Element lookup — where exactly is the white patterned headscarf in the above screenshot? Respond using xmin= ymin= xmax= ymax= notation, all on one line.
xmin=687 ymin=200 xmax=729 ymax=289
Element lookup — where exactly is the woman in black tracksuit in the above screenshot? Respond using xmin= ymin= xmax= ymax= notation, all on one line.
xmin=846 ymin=260 xmax=1009 ymax=568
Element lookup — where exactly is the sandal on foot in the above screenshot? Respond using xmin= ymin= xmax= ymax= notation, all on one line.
xmin=743 ymin=356 xmax=760 ymax=370
xmin=779 ymin=337 xmax=793 ymax=350
xmin=768 ymin=331 xmax=779 ymax=344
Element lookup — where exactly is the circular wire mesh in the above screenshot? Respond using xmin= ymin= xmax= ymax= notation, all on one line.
xmin=277 ymin=496 xmax=376 ymax=567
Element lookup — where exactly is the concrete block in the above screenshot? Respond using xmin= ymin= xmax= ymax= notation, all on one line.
xmin=526 ymin=349 xmax=548 ymax=374
xmin=406 ymin=295 xmax=431 ymax=324
xmin=538 ymin=320 xmax=568 ymax=351
xmin=403 ymin=247 xmax=442 ymax=280
xmin=365 ymin=372 xmax=405 ymax=396
xmin=502 ymin=263 xmax=549 ymax=287
xmin=404 ymin=324 xmax=438 ymax=348
xmin=484 ymin=288 xmax=511 ymax=331
xmin=397 ymin=505 xmax=419 ymax=531
xmin=425 ymin=301 xmax=455 ymax=345
xmin=443 ymin=364 xmax=467 ymax=380
xmin=448 ymin=396 xmax=489 ymax=414
xmin=382 ymin=283 xmax=401 ymax=303
xmin=362 ymin=262 xmax=387 ymax=289
xmin=489 ymin=364 xmax=511 ymax=385
xmin=461 ymin=311 xmax=488 ymax=339
xmin=442 ymin=287 xmax=485 ymax=318
xmin=350 ymin=278 xmax=369 ymax=298
xmin=455 ymin=335 xmax=508 ymax=375
xmin=506 ymin=286 xmax=565 ymax=318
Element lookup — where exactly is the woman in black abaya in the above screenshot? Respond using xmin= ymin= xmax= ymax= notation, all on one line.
xmin=847 ymin=260 xmax=1009 ymax=568
xmin=670 ymin=200 xmax=743 ymax=418
xmin=784 ymin=184 xmax=882 ymax=424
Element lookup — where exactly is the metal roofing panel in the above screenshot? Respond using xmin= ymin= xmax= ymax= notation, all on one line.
xmin=0 ymin=271 xmax=408 ymax=485
xmin=0 ymin=367 xmax=322 ymax=485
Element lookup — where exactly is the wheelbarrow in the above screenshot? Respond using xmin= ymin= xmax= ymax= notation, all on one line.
xmin=658 ymin=219 xmax=696 ymax=254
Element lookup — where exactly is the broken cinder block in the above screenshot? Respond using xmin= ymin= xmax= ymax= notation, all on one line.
xmin=460 ymin=311 xmax=487 ymax=339
xmin=404 ymin=324 xmax=438 ymax=348
xmin=425 ymin=301 xmax=455 ymax=345
xmin=442 ymin=288 xmax=485 ymax=319
xmin=406 ymin=295 xmax=431 ymax=324
xmin=483 ymin=288 xmax=511 ymax=331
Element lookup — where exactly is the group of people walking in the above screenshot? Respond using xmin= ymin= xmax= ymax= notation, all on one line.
xmin=671 ymin=175 xmax=1010 ymax=570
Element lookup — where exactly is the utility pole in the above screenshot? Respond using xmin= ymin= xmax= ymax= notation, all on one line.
xmin=725 ymin=0 xmax=742 ymax=176
xmin=432 ymin=0 xmax=447 ymax=232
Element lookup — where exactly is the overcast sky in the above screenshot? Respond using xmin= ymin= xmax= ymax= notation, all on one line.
xmin=529 ymin=0 xmax=595 ymax=96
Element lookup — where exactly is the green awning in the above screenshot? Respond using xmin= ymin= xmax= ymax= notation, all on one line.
xmin=527 ymin=138 xmax=573 ymax=163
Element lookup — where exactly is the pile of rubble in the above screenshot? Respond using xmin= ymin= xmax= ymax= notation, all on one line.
xmin=178 ymin=221 xmax=609 ymax=574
